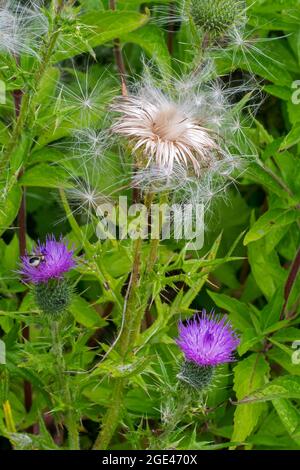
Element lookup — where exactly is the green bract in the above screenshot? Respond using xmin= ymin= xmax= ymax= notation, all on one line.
xmin=191 ymin=0 xmax=245 ymax=36
xmin=177 ymin=361 xmax=215 ymax=391
xmin=34 ymin=279 xmax=73 ymax=317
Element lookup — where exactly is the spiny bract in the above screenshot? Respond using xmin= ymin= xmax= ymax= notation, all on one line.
xmin=191 ymin=0 xmax=245 ymax=36
xmin=35 ymin=278 xmax=73 ymax=317
xmin=177 ymin=361 xmax=215 ymax=391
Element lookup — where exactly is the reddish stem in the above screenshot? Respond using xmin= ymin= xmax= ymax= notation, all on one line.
xmin=13 ymin=85 xmax=33 ymax=422
xmin=281 ymin=247 xmax=300 ymax=320
xmin=109 ymin=0 xmax=127 ymax=97
xmin=167 ymin=3 xmax=175 ymax=55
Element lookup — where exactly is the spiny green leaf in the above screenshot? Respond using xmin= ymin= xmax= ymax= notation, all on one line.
xmin=53 ymin=11 xmax=149 ymax=62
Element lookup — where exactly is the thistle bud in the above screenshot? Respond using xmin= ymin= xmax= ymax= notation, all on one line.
xmin=34 ymin=278 xmax=73 ymax=317
xmin=190 ymin=0 xmax=245 ymax=37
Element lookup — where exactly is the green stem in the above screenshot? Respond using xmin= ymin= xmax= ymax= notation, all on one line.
xmin=93 ymin=236 xmax=143 ymax=450
xmin=93 ymin=191 xmax=171 ymax=449
xmin=92 ymin=378 xmax=124 ymax=450
xmin=118 ymin=236 xmax=143 ymax=356
xmin=51 ymin=321 xmax=80 ymax=450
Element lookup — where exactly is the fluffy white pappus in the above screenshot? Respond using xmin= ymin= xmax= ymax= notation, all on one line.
xmin=70 ymin=128 xmax=110 ymax=168
xmin=0 ymin=1 xmax=48 ymax=57
xmin=66 ymin=182 xmax=109 ymax=216
xmin=222 ymin=26 xmax=288 ymax=82
xmin=132 ymin=162 xmax=191 ymax=193
xmin=58 ymin=65 xmax=116 ymax=128
xmin=111 ymin=86 xmax=225 ymax=178
xmin=61 ymin=169 xmax=112 ymax=231
xmin=111 ymin=70 xmax=259 ymax=197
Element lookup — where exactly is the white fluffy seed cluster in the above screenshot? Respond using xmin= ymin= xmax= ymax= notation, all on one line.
xmin=0 ymin=1 xmax=48 ymax=57
xmin=110 ymin=70 xmax=256 ymax=203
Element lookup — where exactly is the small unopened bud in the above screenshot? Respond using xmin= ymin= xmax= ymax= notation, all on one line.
xmin=191 ymin=0 xmax=245 ymax=37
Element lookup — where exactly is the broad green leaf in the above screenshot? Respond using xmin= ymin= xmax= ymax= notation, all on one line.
xmin=238 ymin=328 xmax=263 ymax=356
xmin=248 ymin=232 xmax=286 ymax=300
xmin=232 ymin=353 xmax=270 ymax=445
xmin=279 ymin=123 xmax=300 ymax=151
xmin=53 ymin=11 xmax=149 ymax=62
xmin=0 ymin=185 xmax=22 ymax=236
xmin=251 ymin=1 xmax=300 ymax=12
xmin=32 ymin=67 xmax=60 ymax=110
xmin=260 ymin=288 xmax=284 ymax=330
xmin=244 ymin=162 xmax=295 ymax=202
xmin=244 ymin=209 xmax=299 ymax=245
xmin=29 ymin=148 xmax=67 ymax=165
xmin=236 ymin=376 xmax=300 ymax=404
xmin=273 ymin=327 xmax=300 ymax=343
xmin=69 ymin=295 xmax=107 ymax=327
xmin=19 ymin=164 xmax=72 ymax=188
xmin=121 ymin=24 xmax=170 ymax=74
xmin=207 ymin=291 xmax=252 ymax=331
xmin=272 ymin=399 xmax=300 ymax=446
xmin=264 ymin=85 xmax=292 ymax=101
xmin=268 ymin=346 xmax=300 ymax=376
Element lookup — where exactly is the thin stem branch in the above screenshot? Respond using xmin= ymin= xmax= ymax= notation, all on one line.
xmin=109 ymin=0 xmax=127 ymax=97
xmin=13 ymin=71 xmax=33 ymax=423
xmin=280 ymin=247 xmax=300 ymax=320
xmin=167 ymin=3 xmax=176 ymax=55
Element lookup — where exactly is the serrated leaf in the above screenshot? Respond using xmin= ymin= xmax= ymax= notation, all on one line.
xmin=244 ymin=209 xmax=299 ymax=245
xmin=53 ymin=11 xmax=149 ymax=62
xmin=280 ymin=123 xmax=300 ymax=151
xmin=272 ymin=399 xmax=300 ymax=446
xmin=232 ymin=354 xmax=270 ymax=445
xmin=237 ymin=376 xmax=300 ymax=404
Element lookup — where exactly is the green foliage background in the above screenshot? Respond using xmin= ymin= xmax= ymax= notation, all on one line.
xmin=0 ymin=0 xmax=300 ymax=450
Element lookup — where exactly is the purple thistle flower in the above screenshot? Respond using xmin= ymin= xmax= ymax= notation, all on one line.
xmin=177 ymin=311 xmax=239 ymax=367
xmin=20 ymin=235 xmax=75 ymax=284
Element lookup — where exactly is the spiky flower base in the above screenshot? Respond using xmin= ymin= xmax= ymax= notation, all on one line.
xmin=34 ymin=279 xmax=73 ymax=317
xmin=177 ymin=361 xmax=215 ymax=391
xmin=191 ymin=0 xmax=244 ymax=37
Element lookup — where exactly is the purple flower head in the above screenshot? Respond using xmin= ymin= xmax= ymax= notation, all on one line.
xmin=20 ymin=235 xmax=75 ymax=284
xmin=176 ymin=311 xmax=240 ymax=367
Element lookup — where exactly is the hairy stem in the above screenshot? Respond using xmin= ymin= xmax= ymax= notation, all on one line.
xmin=51 ymin=321 xmax=80 ymax=450
xmin=119 ymin=237 xmax=143 ymax=355
xmin=93 ymin=236 xmax=143 ymax=450
xmin=92 ymin=378 xmax=124 ymax=450
xmin=93 ymin=191 xmax=170 ymax=449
